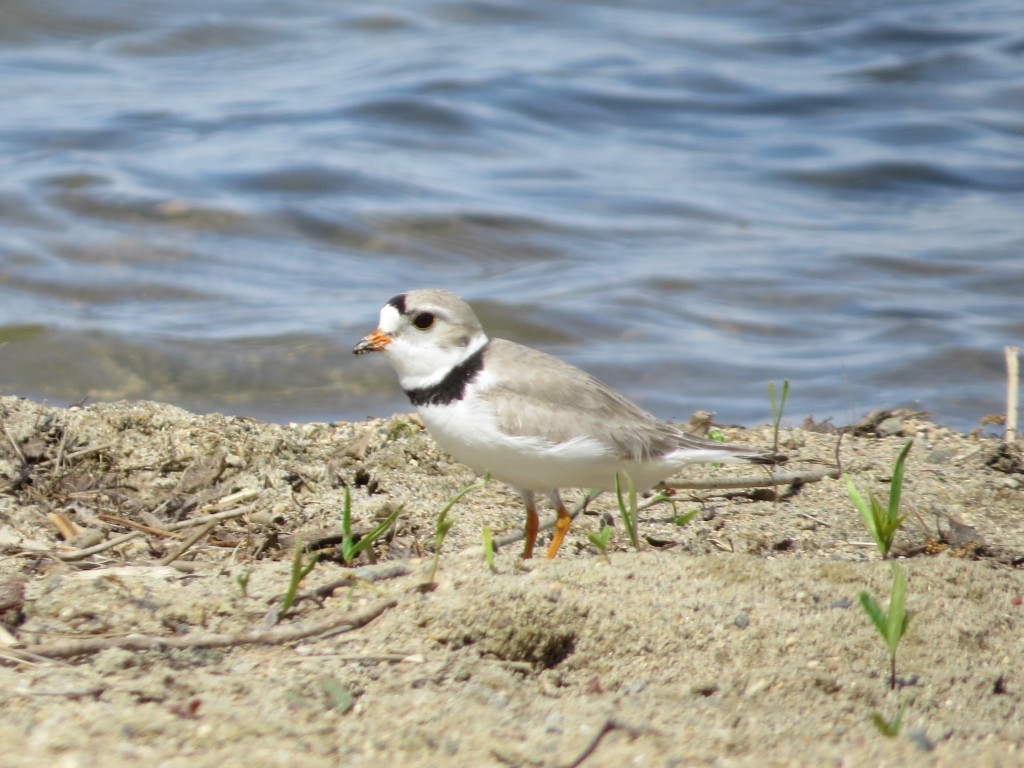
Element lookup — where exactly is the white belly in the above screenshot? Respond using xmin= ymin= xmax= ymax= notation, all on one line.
xmin=417 ymin=399 xmax=675 ymax=493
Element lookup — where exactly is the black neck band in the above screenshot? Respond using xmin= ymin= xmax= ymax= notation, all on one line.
xmin=403 ymin=343 xmax=487 ymax=407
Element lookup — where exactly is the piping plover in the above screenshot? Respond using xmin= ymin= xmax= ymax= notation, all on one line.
xmin=354 ymin=289 xmax=776 ymax=558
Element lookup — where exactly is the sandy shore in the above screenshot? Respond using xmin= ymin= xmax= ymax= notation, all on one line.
xmin=1 ymin=395 xmax=1022 ymax=766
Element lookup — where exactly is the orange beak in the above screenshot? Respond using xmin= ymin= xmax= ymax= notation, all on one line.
xmin=353 ymin=329 xmax=391 ymax=355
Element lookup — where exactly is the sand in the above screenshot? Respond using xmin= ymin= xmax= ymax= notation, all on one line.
xmin=1 ymin=394 xmax=1022 ymax=767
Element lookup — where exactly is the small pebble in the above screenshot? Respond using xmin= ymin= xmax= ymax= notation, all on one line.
xmin=745 ymin=678 xmax=771 ymax=696
xmin=876 ymin=417 xmax=904 ymax=437
xmin=544 ymin=711 xmax=563 ymax=734
xmin=926 ymin=449 xmax=958 ymax=464
xmin=908 ymin=728 xmax=936 ymax=752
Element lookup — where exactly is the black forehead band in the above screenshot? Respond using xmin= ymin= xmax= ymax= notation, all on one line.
xmin=387 ymin=293 xmax=407 ymax=315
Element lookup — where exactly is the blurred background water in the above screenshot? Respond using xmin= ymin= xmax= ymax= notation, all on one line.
xmin=1 ymin=0 xmax=1022 ymax=432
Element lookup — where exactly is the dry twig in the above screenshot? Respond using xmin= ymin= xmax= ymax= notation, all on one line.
xmin=57 ymin=504 xmax=256 ymax=561
xmin=261 ymin=563 xmax=409 ymax=629
xmin=5 ymin=598 xmax=396 ymax=662
xmin=560 ymin=718 xmax=627 ymax=768
xmin=1006 ymin=345 xmax=1019 ymax=443
xmin=159 ymin=520 xmax=218 ymax=566
xmin=1 ymin=424 xmax=27 ymax=465
xmin=96 ymin=514 xmax=177 ymax=538
xmin=657 ymin=468 xmax=838 ymax=490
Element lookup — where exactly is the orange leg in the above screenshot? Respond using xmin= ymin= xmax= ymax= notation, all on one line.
xmin=545 ymin=501 xmax=572 ymax=559
xmin=523 ymin=498 xmax=539 ymax=559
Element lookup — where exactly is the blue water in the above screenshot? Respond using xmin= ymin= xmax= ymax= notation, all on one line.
xmin=1 ymin=0 xmax=1022 ymax=431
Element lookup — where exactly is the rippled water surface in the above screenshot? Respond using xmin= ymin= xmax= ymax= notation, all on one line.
xmin=2 ymin=0 xmax=1022 ymax=431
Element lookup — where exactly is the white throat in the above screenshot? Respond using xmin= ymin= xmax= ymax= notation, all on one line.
xmin=376 ymin=301 xmax=488 ymax=390
xmin=390 ymin=334 xmax=489 ymax=390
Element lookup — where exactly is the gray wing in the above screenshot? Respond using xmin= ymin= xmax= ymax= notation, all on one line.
xmin=480 ymin=339 xmax=761 ymax=462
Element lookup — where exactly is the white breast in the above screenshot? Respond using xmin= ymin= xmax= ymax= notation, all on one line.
xmin=415 ymin=373 xmax=673 ymax=493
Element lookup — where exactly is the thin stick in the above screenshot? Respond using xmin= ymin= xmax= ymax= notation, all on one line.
xmin=57 ymin=505 xmax=254 ymax=562
xmin=2 ymin=424 xmax=26 ymax=464
xmin=212 ymin=488 xmax=260 ymax=510
xmin=12 ymin=684 xmax=107 ymax=699
xmin=97 ymin=514 xmax=178 ymax=538
xmin=6 ymin=598 xmax=396 ymax=661
xmin=159 ymin=520 xmax=218 ymax=566
xmin=54 ymin=428 xmax=70 ymax=471
xmin=1006 ymin=345 xmax=1019 ymax=443
xmin=15 ymin=443 xmax=114 ymax=471
xmin=797 ymin=511 xmax=831 ymax=526
xmin=561 ymin=718 xmax=620 ymax=768
xmin=262 ymin=563 xmax=410 ymax=625
xmin=658 ymin=468 xmax=838 ymax=490
xmin=61 ymin=444 xmax=113 ymax=462
xmin=57 ymin=531 xmax=142 ymax=561
xmin=313 ymin=562 xmax=410 ymax=591
xmin=164 ymin=504 xmax=256 ymax=531
xmin=285 ymin=653 xmax=412 ymax=664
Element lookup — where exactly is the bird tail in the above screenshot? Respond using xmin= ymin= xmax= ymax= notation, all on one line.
xmin=674 ymin=432 xmax=786 ymax=466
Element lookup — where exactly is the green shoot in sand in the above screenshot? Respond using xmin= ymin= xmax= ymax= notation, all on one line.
xmin=859 ymin=562 xmax=912 ymax=690
xmin=846 ymin=440 xmax=913 ymax=559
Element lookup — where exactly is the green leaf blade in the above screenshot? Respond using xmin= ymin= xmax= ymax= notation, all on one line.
xmin=349 ymin=504 xmax=403 ymax=560
xmin=615 ymin=472 xmax=640 ymax=550
xmin=886 ymin=564 xmax=908 ymax=655
xmin=859 ymin=591 xmax=888 ymax=639
xmin=887 ymin=440 xmax=913 ymax=521
xmin=671 ymin=510 xmax=699 ymax=527
xmin=482 ymin=526 xmax=496 ymax=571
xmin=845 ymin=476 xmax=873 ymax=529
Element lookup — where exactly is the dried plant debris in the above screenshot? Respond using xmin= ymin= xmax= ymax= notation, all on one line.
xmin=845 ymin=408 xmax=929 ymax=438
xmin=895 ymin=512 xmax=988 ymax=560
xmin=0 ymin=399 xmax=418 ymax=564
xmin=0 ymin=576 xmax=25 ymax=626
xmin=985 ymin=442 xmax=1023 ymax=475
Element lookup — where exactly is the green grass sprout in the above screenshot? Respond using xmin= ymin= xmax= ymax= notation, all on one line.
xmin=425 ymin=473 xmax=490 ymax=585
xmin=235 ymin=569 xmax=252 ymax=598
xmin=871 ymin=703 xmax=908 ymax=738
xmin=321 ymin=676 xmax=354 ymax=715
xmin=670 ymin=509 xmax=699 ymax=527
xmin=846 ymin=440 xmax=913 ymax=559
xmin=859 ymin=562 xmax=912 ymax=690
xmin=587 ymin=524 xmax=613 ymax=560
xmin=640 ymin=491 xmax=674 ymax=509
xmin=482 ymin=526 xmax=496 ymax=572
xmin=767 ymin=379 xmax=790 ymax=458
xmin=340 ymin=485 xmax=402 ymax=565
xmin=385 ymin=419 xmax=415 ymax=442
xmin=614 ymin=472 xmax=641 ymax=551
xmin=278 ymin=537 xmax=320 ymax=620
xmin=708 ymin=427 xmax=725 ymax=467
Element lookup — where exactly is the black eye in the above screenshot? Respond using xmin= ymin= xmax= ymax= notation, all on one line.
xmin=412 ymin=311 xmax=435 ymax=330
